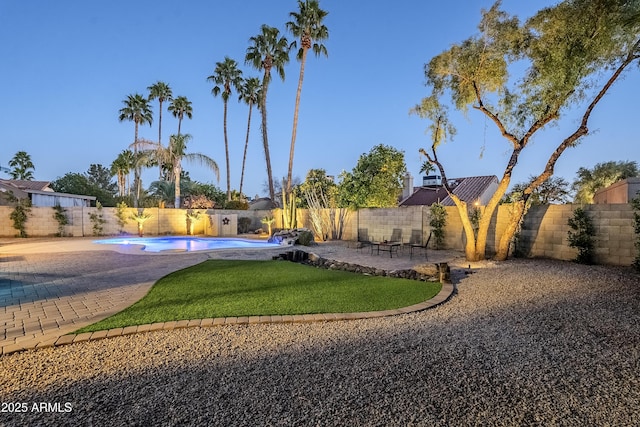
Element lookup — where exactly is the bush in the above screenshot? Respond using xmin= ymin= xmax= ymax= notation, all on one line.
xmin=429 ymin=203 xmax=447 ymax=249
xmin=631 ymin=196 xmax=640 ymax=271
xmin=52 ymin=205 xmax=69 ymax=237
xmin=238 ymin=217 xmax=252 ymax=234
xmin=9 ymin=195 xmax=31 ymax=238
xmin=296 ymin=230 xmax=314 ymax=246
xmin=567 ymin=207 xmax=595 ymax=264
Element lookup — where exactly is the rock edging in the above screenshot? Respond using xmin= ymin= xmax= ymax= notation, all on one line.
xmin=273 ymin=249 xmax=445 ymax=283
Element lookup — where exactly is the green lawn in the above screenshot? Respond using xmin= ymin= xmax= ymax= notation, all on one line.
xmin=76 ymin=260 xmax=442 ymax=333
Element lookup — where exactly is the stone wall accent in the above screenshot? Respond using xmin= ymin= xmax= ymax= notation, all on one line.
xmin=271 ymin=250 xmax=441 ymax=282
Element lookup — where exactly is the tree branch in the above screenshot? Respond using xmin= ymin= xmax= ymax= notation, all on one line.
xmin=471 ymin=81 xmax=520 ymax=147
xmin=525 ymin=38 xmax=640 ymax=195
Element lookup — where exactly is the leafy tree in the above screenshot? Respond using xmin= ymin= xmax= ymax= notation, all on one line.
xmin=51 ymin=172 xmax=115 ymax=206
xmin=168 ymin=95 xmax=193 ymax=137
xmin=415 ymin=0 xmax=640 ymax=261
xmin=190 ymin=181 xmax=226 ymax=207
xmin=503 ymin=176 xmax=571 ymax=205
xmin=208 ymin=57 xmax=244 ymax=202
xmin=572 ymin=160 xmax=639 ymax=204
xmin=246 ymin=24 xmax=290 ymax=201
xmin=119 ymin=93 xmax=153 ymax=207
xmin=87 ymin=164 xmax=118 ymax=197
xmin=237 ymin=77 xmax=261 ymax=196
xmin=300 ymin=168 xmax=340 ymax=240
xmin=133 ymin=134 xmax=219 ymax=208
xmin=285 ymin=0 xmax=329 ymax=194
xmin=297 ymin=168 xmax=336 ymax=208
xmin=8 ymin=151 xmax=35 ymax=180
xmin=147 ymin=81 xmax=173 ymax=179
xmin=338 ymin=144 xmax=406 ymax=209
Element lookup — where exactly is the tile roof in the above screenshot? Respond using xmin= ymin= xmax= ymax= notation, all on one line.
xmin=400 ymin=175 xmax=498 ymax=206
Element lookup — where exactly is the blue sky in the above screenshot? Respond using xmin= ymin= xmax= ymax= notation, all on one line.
xmin=1 ymin=1 xmax=638 ymax=199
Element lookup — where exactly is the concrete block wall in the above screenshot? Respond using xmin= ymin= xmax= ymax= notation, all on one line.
xmin=0 ymin=204 xmax=636 ymax=266
xmin=346 ymin=206 xmax=429 ymax=245
xmin=518 ymin=204 xmax=635 ymax=265
xmin=0 ymin=207 xmax=276 ymax=237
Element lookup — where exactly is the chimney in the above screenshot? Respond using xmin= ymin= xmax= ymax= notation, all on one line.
xmin=402 ymin=173 xmax=414 ymax=199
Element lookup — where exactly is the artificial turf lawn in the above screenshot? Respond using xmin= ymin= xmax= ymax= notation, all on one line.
xmin=76 ymin=260 xmax=442 ymax=332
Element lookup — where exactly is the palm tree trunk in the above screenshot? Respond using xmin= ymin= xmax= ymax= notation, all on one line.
xmin=239 ymin=102 xmax=254 ymax=197
xmin=158 ymin=101 xmax=163 ymax=180
xmin=260 ymin=76 xmax=275 ymax=200
xmin=133 ymin=122 xmax=140 ymax=208
xmin=174 ymin=162 xmax=181 ymax=209
xmin=224 ymin=100 xmax=231 ymax=201
xmin=287 ymin=47 xmax=308 ymax=194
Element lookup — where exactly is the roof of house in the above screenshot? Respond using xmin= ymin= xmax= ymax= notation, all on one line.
xmin=0 ymin=179 xmax=52 ymax=191
xmin=400 ymin=175 xmax=498 ymax=206
xmin=0 ymin=179 xmax=96 ymax=201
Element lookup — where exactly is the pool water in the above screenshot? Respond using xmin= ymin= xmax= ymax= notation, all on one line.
xmin=93 ymin=236 xmax=280 ymax=252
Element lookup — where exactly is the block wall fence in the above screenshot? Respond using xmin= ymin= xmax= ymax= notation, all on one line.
xmin=0 ymin=204 xmax=635 ymax=266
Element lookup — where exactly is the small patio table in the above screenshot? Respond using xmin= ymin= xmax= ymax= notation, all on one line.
xmin=370 ymin=241 xmax=401 ymax=258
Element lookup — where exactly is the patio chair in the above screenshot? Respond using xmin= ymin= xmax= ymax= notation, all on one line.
xmin=390 ymin=228 xmax=402 ymax=243
xmin=408 ymin=231 xmax=432 ymax=260
xmin=356 ymin=228 xmax=372 ymax=252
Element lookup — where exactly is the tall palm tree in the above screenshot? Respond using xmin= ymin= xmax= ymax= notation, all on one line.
xmin=237 ymin=77 xmax=261 ymax=197
xmin=207 ymin=57 xmax=243 ymax=202
xmin=167 ymin=95 xmax=193 ymax=137
xmin=110 ymin=149 xmax=135 ymax=197
xmin=285 ymin=0 xmax=329 ymax=193
xmin=118 ymin=93 xmax=153 ymax=207
xmin=245 ymin=25 xmax=290 ymax=200
xmin=8 ymin=151 xmax=35 ymax=180
xmin=133 ymin=134 xmax=219 ymax=208
xmin=147 ymin=81 xmax=173 ymax=179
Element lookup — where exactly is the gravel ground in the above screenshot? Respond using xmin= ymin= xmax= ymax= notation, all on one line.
xmin=1 ymin=258 xmax=639 ymax=426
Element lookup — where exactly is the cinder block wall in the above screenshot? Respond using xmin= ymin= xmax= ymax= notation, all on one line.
xmin=0 ymin=204 xmax=636 ymax=266
xmin=517 ymin=204 xmax=635 ymax=265
xmin=0 ymin=207 xmax=274 ymax=237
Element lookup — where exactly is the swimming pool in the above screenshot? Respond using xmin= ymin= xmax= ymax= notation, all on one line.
xmin=93 ymin=236 xmax=281 ymax=252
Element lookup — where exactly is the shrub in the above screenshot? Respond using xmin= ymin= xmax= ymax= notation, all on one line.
xmin=429 ymin=203 xmax=447 ymax=249
xmin=52 ymin=205 xmax=69 ymax=237
xmin=238 ymin=217 xmax=252 ymax=234
xmin=296 ymin=230 xmax=314 ymax=246
xmin=8 ymin=194 xmax=31 ymax=238
xmin=261 ymin=216 xmax=275 ymax=235
xmin=88 ymin=201 xmax=107 ymax=236
xmin=567 ymin=207 xmax=595 ymax=264
xmin=631 ymin=195 xmax=640 ymax=271
xmin=115 ymin=201 xmax=129 ymax=233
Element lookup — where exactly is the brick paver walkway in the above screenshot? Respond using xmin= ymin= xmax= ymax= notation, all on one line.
xmin=0 ymin=238 xmax=460 ymax=356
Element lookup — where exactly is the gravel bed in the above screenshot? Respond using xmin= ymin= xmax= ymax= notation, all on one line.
xmin=1 ymin=259 xmax=639 ymax=426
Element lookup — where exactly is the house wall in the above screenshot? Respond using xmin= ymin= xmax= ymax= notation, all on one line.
xmin=0 ymin=204 xmax=636 ymax=266
xmin=593 ymin=178 xmax=640 ymax=204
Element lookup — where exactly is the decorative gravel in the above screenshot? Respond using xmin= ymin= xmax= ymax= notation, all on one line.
xmin=1 ymin=259 xmax=639 ymax=426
